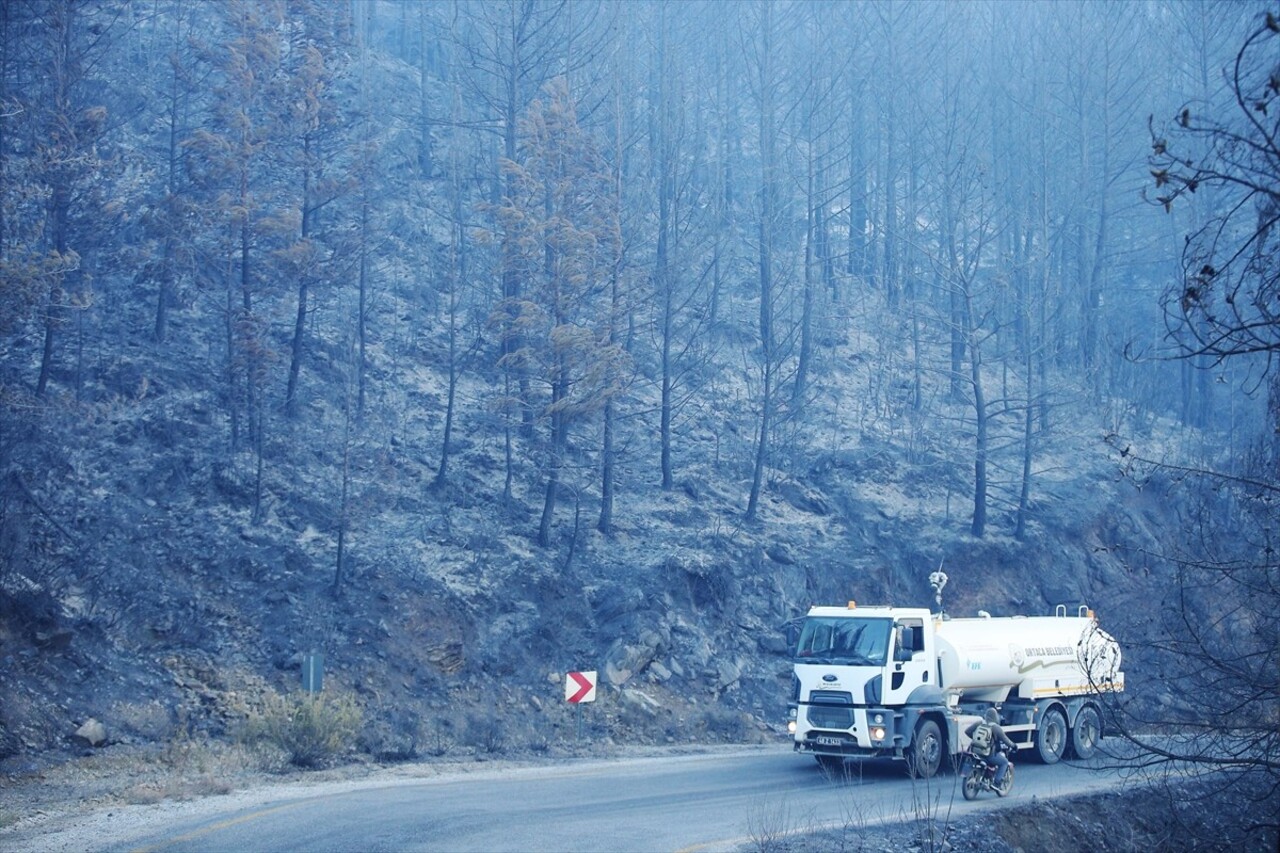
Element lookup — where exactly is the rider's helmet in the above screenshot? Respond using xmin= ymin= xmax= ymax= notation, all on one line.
xmin=984 ymin=708 xmax=1000 ymax=724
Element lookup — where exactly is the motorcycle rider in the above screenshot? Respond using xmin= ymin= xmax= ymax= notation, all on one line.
xmin=965 ymin=708 xmax=1016 ymax=788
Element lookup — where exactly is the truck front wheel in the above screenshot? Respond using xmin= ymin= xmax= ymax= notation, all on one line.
xmin=909 ymin=719 xmax=943 ymax=778
xmin=1035 ymin=708 xmax=1067 ymax=764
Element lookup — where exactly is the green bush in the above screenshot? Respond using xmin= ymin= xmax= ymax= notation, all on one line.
xmin=243 ymin=691 xmax=363 ymax=769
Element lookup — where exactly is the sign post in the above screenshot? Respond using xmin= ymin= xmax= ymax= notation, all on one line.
xmin=302 ymin=652 xmax=324 ymax=696
xmin=565 ymin=670 xmax=596 ymax=741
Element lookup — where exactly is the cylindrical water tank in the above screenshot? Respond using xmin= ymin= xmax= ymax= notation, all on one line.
xmin=934 ymin=615 xmax=1121 ymax=700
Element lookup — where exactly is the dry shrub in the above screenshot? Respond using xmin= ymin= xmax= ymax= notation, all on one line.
xmin=109 ymin=700 xmax=174 ymax=742
xmin=123 ymin=784 xmax=167 ymax=806
xmin=466 ymin=712 xmax=505 ymax=755
xmin=241 ymin=691 xmax=363 ymax=769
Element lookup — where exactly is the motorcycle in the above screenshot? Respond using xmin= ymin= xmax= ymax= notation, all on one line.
xmin=961 ymin=748 xmax=1014 ymax=800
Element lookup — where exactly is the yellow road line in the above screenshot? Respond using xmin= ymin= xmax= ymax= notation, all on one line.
xmin=131 ymin=801 xmax=304 ymax=853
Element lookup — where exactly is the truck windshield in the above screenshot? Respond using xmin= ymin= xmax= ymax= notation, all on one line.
xmin=794 ymin=617 xmax=891 ymax=665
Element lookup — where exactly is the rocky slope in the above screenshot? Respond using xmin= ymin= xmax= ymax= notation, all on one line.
xmin=0 ymin=295 xmax=1182 ymax=771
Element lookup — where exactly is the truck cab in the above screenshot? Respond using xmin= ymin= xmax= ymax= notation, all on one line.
xmin=790 ymin=604 xmax=946 ymax=775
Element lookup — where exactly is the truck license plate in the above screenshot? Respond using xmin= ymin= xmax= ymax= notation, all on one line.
xmin=816 ymin=736 xmax=844 ymax=747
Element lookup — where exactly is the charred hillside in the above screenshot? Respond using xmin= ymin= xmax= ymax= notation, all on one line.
xmin=0 ymin=1 xmax=1271 ymax=775
xmin=0 ymin=326 xmax=1178 ymax=764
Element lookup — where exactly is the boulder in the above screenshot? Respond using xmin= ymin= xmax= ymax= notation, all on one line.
xmin=756 ymin=633 xmax=790 ymax=655
xmin=648 ymin=661 xmax=672 ymax=683
xmin=619 ymin=688 xmax=663 ymax=715
xmin=715 ymin=659 xmax=742 ymax=691
xmin=777 ymin=481 xmax=831 ymax=515
xmin=765 ymin=543 xmax=796 ymax=565
xmin=33 ymin=630 xmax=73 ymax=651
xmin=74 ymin=718 xmax=107 ymax=748
xmin=603 ymin=621 xmax=670 ymax=687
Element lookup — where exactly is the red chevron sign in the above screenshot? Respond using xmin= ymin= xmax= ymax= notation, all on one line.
xmin=565 ymin=670 xmax=597 ymax=704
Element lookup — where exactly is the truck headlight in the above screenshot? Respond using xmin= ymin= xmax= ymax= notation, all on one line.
xmin=787 ymin=720 xmax=797 ymax=734
xmin=871 ymin=726 xmax=886 ymax=741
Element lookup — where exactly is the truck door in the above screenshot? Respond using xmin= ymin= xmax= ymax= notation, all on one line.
xmin=887 ymin=618 xmax=931 ymax=703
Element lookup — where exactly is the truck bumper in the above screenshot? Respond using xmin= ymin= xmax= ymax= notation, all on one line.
xmin=793 ymin=706 xmax=901 ymax=757
xmin=794 ymin=734 xmax=892 ymax=760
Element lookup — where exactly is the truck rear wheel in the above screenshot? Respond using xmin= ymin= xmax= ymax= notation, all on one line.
xmin=1069 ymin=706 xmax=1101 ymax=760
xmin=909 ymin=719 xmax=942 ymax=778
xmin=1035 ymin=708 xmax=1067 ymax=764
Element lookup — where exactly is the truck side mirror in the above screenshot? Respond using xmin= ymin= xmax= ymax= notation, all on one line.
xmin=894 ymin=626 xmax=915 ymax=661
xmin=784 ymin=618 xmax=802 ymax=650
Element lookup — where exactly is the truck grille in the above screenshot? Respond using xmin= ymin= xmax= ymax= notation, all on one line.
xmin=806 ymin=690 xmax=854 ymax=730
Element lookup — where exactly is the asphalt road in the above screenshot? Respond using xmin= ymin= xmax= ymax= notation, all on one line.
xmin=45 ymin=747 xmax=1131 ymax=853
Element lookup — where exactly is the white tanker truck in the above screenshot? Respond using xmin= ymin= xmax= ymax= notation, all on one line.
xmin=787 ymin=602 xmax=1124 ymax=777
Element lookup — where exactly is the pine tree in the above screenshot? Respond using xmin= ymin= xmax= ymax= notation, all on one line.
xmin=280 ymin=0 xmax=355 ymax=420
xmin=20 ymin=0 xmax=116 ymax=398
xmin=494 ymin=78 xmax=626 ymax=547
xmin=184 ymin=0 xmax=287 ymax=452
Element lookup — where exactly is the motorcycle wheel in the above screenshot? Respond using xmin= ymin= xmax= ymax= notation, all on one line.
xmin=996 ymin=764 xmax=1014 ymax=798
xmin=962 ymin=770 xmax=981 ymax=801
